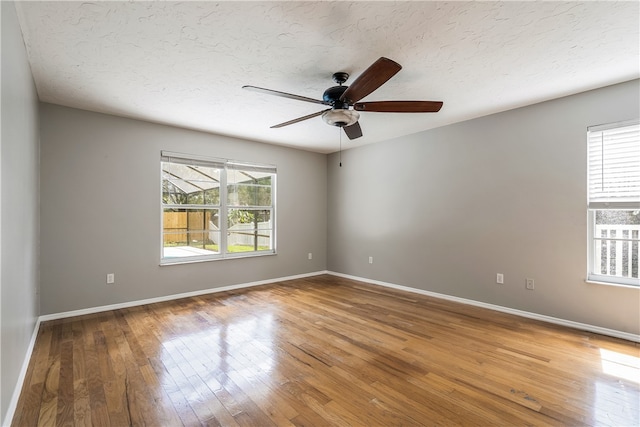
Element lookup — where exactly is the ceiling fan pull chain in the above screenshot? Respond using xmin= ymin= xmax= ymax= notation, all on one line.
xmin=339 ymin=127 xmax=343 ymax=167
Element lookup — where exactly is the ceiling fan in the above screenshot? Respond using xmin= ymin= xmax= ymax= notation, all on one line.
xmin=243 ymin=57 xmax=443 ymax=140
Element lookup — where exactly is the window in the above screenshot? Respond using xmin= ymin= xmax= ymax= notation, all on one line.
xmin=161 ymin=152 xmax=276 ymax=264
xmin=587 ymin=120 xmax=640 ymax=286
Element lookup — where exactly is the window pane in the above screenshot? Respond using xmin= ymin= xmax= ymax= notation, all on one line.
xmin=592 ymin=210 xmax=640 ymax=279
xmin=227 ymin=170 xmax=273 ymax=206
xmin=163 ymin=180 xmax=221 ymax=205
xmin=227 ymin=209 xmax=272 ymax=252
xmin=162 ymin=161 xmax=221 ymax=206
xmin=227 ymin=183 xmax=272 ymax=206
xmin=163 ymin=208 xmax=220 ymax=259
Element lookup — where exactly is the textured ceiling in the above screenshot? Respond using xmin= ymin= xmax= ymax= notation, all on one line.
xmin=14 ymin=1 xmax=640 ymax=154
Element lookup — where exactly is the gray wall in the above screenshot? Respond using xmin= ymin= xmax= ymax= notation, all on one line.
xmin=328 ymin=79 xmax=640 ymax=335
xmin=39 ymin=104 xmax=327 ymax=315
xmin=1 ymin=1 xmax=40 ymax=422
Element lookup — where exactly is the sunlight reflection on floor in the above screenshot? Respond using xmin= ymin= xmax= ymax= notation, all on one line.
xmin=594 ymin=348 xmax=640 ymax=426
xmin=595 ymin=380 xmax=640 ymax=426
xmin=159 ymin=312 xmax=276 ymax=405
xmin=600 ymin=349 xmax=640 ymax=384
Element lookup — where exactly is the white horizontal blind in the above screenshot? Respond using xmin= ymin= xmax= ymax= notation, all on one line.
xmin=227 ymin=161 xmax=277 ymax=174
xmin=161 ymin=151 xmax=226 ymax=169
xmin=588 ymin=121 xmax=640 ymax=209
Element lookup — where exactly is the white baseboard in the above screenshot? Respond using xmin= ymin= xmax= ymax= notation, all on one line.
xmin=327 ymin=271 xmax=640 ymax=343
xmin=3 ymin=270 xmax=328 ymax=426
xmin=39 ymin=270 xmax=329 ymax=322
xmin=2 ymin=317 xmax=42 ymax=427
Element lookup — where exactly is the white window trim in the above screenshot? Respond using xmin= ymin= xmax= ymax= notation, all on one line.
xmin=586 ymin=120 xmax=640 ymax=287
xmin=160 ymin=151 xmax=276 ymax=265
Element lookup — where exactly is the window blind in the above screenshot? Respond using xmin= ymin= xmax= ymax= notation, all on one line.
xmin=587 ymin=120 xmax=640 ymax=209
xmin=161 ymin=152 xmax=276 ymax=174
xmin=227 ymin=161 xmax=277 ymax=174
xmin=161 ymin=151 xmax=226 ymax=169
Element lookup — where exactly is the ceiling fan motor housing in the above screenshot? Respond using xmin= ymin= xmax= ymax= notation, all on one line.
xmin=323 ymin=85 xmax=349 ymax=109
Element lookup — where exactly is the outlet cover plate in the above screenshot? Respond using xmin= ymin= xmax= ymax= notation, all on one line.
xmin=526 ymin=278 xmax=535 ymax=290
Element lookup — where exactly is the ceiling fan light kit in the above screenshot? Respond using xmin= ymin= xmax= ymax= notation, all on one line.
xmin=243 ymin=57 xmax=443 ymax=140
xmin=322 ymin=109 xmax=360 ymax=127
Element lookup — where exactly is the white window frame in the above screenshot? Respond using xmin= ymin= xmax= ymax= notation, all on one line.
xmin=587 ymin=120 xmax=640 ymax=287
xmin=160 ymin=151 xmax=276 ymax=265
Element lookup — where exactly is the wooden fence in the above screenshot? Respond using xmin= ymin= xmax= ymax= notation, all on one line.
xmin=163 ymin=211 xmax=212 ymax=244
xmin=163 ymin=212 xmax=271 ymax=248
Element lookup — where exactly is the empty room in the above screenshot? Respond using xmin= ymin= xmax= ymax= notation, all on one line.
xmin=2 ymin=1 xmax=639 ymax=426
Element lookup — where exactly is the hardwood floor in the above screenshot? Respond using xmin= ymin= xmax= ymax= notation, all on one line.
xmin=11 ymin=274 xmax=640 ymax=426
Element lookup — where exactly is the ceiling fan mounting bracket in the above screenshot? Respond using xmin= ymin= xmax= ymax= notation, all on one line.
xmin=332 ymin=72 xmax=349 ymax=85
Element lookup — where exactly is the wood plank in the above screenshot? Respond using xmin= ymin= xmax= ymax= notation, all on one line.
xmin=55 ymin=340 xmax=75 ymax=426
xmin=72 ymin=379 xmax=92 ymax=427
xmin=36 ymin=356 xmax=60 ymax=427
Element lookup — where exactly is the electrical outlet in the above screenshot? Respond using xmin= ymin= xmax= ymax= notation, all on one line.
xmin=496 ymin=273 xmax=504 ymax=284
xmin=308 ymin=252 xmax=313 ymax=260
xmin=369 ymin=256 xmax=373 ymax=264
xmin=106 ymin=273 xmax=115 ymax=284
xmin=526 ymin=278 xmax=534 ymax=290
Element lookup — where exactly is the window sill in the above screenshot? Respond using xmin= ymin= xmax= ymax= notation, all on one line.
xmin=160 ymin=251 xmax=276 ymax=266
xmin=585 ymin=279 xmax=640 ymax=290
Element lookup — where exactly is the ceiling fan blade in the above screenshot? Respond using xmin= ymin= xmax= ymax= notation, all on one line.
xmin=343 ymin=121 xmax=363 ymax=140
xmin=243 ymin=85 xmax=327 ymax=105
xmin=339 ymin=57 xmax=402 ymax=104
xmin=270 ymin=109 xmax=330 ymax=128
xmin=354 ymin=100 xmax=443 ymax=113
